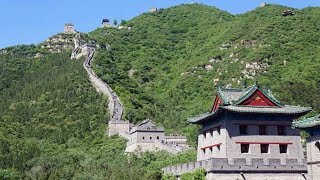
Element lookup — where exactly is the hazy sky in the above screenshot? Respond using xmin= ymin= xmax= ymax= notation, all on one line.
xmin=1 ymin=0 xmax=319 ymax=48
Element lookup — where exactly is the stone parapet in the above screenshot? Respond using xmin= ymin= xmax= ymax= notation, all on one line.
xmin=163 ymin=158 xmax=307 ymax=176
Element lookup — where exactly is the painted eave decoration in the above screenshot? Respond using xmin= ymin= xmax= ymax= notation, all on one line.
xmin=189 ymin=83 xmax=312 ymax=124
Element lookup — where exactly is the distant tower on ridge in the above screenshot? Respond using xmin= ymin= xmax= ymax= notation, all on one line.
xmin=149 ymin=8 xmax=158 ymax=13
xmin=64 ymin=23 xmax=76 ymax=34
xmin=102 ymin=19 xmax=110 ymax=28
xmin=260 ymin=2 xmax=267 ymax=7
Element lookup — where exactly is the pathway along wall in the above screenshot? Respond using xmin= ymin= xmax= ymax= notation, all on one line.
xmin=71 ymin=36 xmax=124 ymax=126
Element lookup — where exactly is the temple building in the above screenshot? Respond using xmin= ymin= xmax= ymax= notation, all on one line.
xmin=164 ymin=83 xmax=312 ymax=180
xmin=293 ymin=114 xmax=320 ymax=180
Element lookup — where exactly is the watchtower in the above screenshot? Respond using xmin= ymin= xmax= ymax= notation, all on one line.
xmin=64 ymin=23 xmax=76 ymax=34
xmin=260 ymin=2 xmax=267 ymax=7
xmin=189 ymin=83 xmax=311 ymax=162
xmin=149 ymin=8 xmax=158 ymax=13
xmin=293 ymin=114 xmax=320 ymax=180
xmin=102 ymin=19 xmax=110 ymax=28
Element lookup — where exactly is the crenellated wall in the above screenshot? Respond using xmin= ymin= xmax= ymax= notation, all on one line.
xmin=163 ymin=158 xmax=307 ymax=177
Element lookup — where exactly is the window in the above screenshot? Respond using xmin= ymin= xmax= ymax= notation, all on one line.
xmin=157 ymin=136 xmax=159 ymax=140
xmin=280 ymin=144 xmax=288 ymax=153
xmin=142 ymin=137 xmax=145 ymax=140
xmin=217 ymin=145 xmax=221 ymax=151
xmin=217 ymin=127 xmax=221 ymax=135
xmin=259 ymin=126 xmax=267 ymax=135
xmin=209 ymin=147 xmax=213 ymax=153
xmin=261 ymin=144 xmax=269 ymax=153
xmin=202 ymin=149 xmax=205 ymax=154
xmin=239 ymin=125 xmax=248 ymax=135
xmin=150 ymin=137 xmax=152 ymax=140
xmin=278 ymin=126 xmax=286 ymax=135
xmin=210 ymin=131 xmax=213 ymax=137
xmin=241 ymin=144 xmax=249 ymax=153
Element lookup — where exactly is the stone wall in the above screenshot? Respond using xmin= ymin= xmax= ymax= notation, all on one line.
xmin=306 ymin=135 xmax=320 ymax=180
xmin=197 ymin=117 xmax=305 ymax=162
xmin=226 ymin=119 xmax=305 ymax=161
xmin=163 ymin=158 xmax=307 ymax=177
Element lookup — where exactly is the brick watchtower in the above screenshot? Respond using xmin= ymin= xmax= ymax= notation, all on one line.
xmin=64 ymin=23 xmax=76 ymax=34
xmin=164 ymin=83 xmax=311 ymax=179
xmin=102 ymin=19 xmax=110 ymax=28
xmin=293 ymin=114 xmax=320 ymax=180
xmin=189 ymin=83 xmax=311 ymax=162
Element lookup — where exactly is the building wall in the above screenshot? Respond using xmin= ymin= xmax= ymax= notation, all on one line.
xmin=197 ymin=115 xmax=304 ymax=162
xmin=225 ymin=119 xmax=304 ymax=162
xmin=135 ymin=131 xmax=165 ymax=143
xmin=108 ymin=122 xmax=130 ymax=136
xmin=197 ymin=119 xmax=227 ymax=161
xmin=306 ymin=135 xmax=320 ymax=180
xmin=163 ymin=158 xmax=307 ymax=178
xmin=206 ymin=173 xmax=307 ymax=180
xmin=102 ymin=22 xmax=110 ymax=28
xmin=64 ymin=25 xmax=75 ymax=33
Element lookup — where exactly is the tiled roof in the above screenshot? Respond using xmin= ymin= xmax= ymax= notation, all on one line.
xmin=218 ymin=88 xmax=243 ymax=104
xmin=130 ymin=119 xmax=164 ymax=133
xmin=188 ymin=113 xmax=214 ymax=123
xmin=293 ymin=114 xmax=320 ymax=129
xmin=222 ymin=105 xmax=311 ymax=115
xmin=218 ymin=83 xmax=283 ymax=106
xmin=188 ymin=105 xmax=311 ymax=124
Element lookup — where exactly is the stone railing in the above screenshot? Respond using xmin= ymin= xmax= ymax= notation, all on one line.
xmin=163 ymin=158 xmax=307 ymax=176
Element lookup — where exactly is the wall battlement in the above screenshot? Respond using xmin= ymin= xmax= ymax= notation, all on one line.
xmin=163 ymin=158 xmax=307 ymax=176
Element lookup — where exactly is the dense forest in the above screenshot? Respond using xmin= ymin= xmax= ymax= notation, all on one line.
xmin=89 ymin=4 xmax=320 ymax=142
xmin=0 ymin=3 xmax=319 ymax=180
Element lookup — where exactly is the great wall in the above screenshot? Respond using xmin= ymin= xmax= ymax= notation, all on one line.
xmin=65 ymin=15 xmax=320 ymax=179
xmin=70 ymin=32 xmax=124 ymax=126
xmin=68 ymin=24 xmax=189 ymax=154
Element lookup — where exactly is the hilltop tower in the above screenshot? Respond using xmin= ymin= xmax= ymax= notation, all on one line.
xmin=164 ymin=83 xmax=312 ymax=179
xmin=293 ymin=114 xmax=320 ymax=180
xmin=149 ymin=8 xmax=158 ymax=13
xmin=102 ymin=19 xmax=110 ymax=28
xmin=260 ymin=2 xmax=267 ymax=7
xmin=64 ymin=23 xmax=76 ymax=34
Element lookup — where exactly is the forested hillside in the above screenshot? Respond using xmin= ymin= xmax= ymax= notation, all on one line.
xmin=89 ymin=4 xmax=320 ymax=143
xmin=0 ymin=3 xmax=319 ymax=179
xmin=0 ymin=47 xmax=195 ymax=179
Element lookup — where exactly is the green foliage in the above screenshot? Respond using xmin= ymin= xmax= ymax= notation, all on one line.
xmin=88 ymin=3 xmax=320 ymax=145
xmin=1 ymin=3 xmax=320 ymax=179
xmin=0 ymin=46 xmax=196 ymax=179
xmin=180 ymin=169 xmax=206 ymax=180
xmin=0 ymin=169 xmax=21 ymax=180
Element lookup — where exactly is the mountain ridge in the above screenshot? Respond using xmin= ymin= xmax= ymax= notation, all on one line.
xmin=0 ymin=3 xmax=319 ymax=179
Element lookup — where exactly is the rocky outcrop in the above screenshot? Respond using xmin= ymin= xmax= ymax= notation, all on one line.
xmin=241 ymin=61 xmax=269 ymax=79
xmin=40 ymin=33 xmax=74 ymax=53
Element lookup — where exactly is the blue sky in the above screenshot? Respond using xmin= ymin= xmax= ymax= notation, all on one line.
xmin=0 ymin=0 xmax=319 ymax=48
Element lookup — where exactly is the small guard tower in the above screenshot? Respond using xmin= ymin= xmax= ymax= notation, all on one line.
xmin=260 ymin=2 xmax=267 ymax=7
xmin=102 ymin=19 xmax=110 ymax=28
xmin=293 ymin=114 xmax=320 ymax=180
xmin=64 ymin=23 xmax=76 ymax=34
xmin=149 ymin=8 xmax=158 ymax=13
